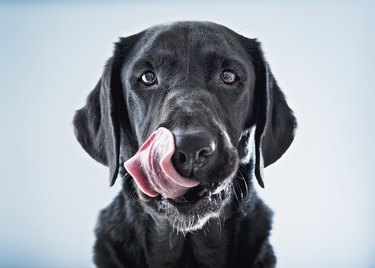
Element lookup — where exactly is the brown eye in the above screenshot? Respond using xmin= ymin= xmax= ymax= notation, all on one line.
xmin=220 ymin=70 xmax=238 ymax=84
xmin=141 ymin=71 xmax=157 ymax=85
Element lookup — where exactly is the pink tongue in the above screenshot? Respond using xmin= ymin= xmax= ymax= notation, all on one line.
xmin=124 ymin=127 xmax=199 ymax=199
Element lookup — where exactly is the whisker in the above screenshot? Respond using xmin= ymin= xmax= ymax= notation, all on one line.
xmin=238 ymin=169 xmax=249 ymax=195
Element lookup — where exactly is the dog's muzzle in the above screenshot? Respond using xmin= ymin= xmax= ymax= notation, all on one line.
xmin=124 ymin=127 xmax=200 ymax=199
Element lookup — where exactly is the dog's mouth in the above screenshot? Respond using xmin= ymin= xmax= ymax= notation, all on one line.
xmin=170 ymin=181 xmax=228 ymax=205
xmin=124 ymin=127 xmax=201 ymax=200
xmin=124 ymin=127 xmax=233 ymax=227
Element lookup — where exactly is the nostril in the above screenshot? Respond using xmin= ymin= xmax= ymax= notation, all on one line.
xmin=172 ymin=151 xmax=193 ymax=178
xmin=175 ymin=151 xmax=188 ymax=165
xmin=197 ymin=141 xmax=216 ymax=160
xmin=197 ymin=147 xmax=212 ymax=161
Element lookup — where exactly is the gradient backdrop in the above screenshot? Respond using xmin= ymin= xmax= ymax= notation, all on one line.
xmin=0 ymin=1 xmax=374 ymax=267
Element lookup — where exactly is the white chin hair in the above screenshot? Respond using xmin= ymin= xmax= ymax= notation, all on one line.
xmin=172 ymin=210 xmax=222 ymax=235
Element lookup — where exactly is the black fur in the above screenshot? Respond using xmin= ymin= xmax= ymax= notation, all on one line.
xmin=73 ymin=21 xmax=296 ymax=268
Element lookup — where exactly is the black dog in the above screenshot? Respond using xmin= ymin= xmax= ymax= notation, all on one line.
xmin=73 ymin=21 xmax=296 ymax=268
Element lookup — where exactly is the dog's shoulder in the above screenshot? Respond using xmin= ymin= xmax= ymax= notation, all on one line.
xmin=94 ymin=193 xmax=147 ymax=267
xmin=223 ymin=195 xmax=275 ymax=267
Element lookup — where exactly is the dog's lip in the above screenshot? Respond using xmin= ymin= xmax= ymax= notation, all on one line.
xmin=159 ymin=181 xmax=231 ymax=217
xmin=139 ymin=178 xmax=231 ymax=209
xmin=136 ymin=181 xmax=228 ymax=207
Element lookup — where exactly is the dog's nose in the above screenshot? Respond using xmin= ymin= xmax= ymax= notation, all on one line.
xmin=172 ymin=128 xmax=217 ymax=178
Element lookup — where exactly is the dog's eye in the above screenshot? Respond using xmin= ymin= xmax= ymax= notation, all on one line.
xmin=140 ymin=71 xmax=157 ymax=86
xmin=220 ymin=70 xmax=238 ymax=85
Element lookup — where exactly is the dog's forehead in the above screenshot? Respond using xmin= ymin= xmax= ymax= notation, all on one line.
xmin=138 ymin=22 xmax=243 ymax=58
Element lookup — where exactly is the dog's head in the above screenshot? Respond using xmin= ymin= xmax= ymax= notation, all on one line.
xmin=73 ymin=21 xmax=296 ymax=232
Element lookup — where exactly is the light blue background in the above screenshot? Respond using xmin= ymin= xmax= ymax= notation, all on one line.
xmin=0 ymin=1 xmax=374 ymax=267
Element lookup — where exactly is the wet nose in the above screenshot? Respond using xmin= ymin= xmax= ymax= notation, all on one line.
xmin=172 ymin=127 xmax=217 ymax=178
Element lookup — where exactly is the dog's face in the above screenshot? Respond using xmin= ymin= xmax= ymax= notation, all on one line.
xmin=74 ymin=22 xmax=296 ymax=232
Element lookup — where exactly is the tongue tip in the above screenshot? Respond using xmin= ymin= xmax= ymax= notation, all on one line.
xmin=124 ymin=156 xmax=159 ymax=198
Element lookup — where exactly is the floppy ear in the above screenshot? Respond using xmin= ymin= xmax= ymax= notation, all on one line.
xmin=73 ymin=34 xmax=141 ymax=186
xmin=242 ymin=38 xmax=297 ymax=188
xmin=73 ymin=58 xmax=121 ymax=186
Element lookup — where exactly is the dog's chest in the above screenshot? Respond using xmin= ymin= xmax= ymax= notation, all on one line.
xmin=144 ymin=223 xmax=229 ymax=267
